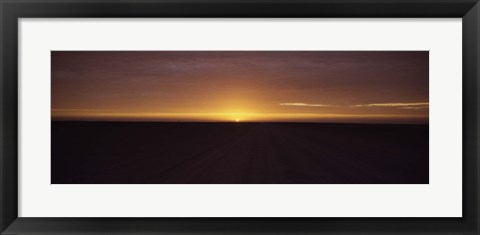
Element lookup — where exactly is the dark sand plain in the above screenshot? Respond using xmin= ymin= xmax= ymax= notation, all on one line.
xmin=52 ymin=122 xmax=428 ymax=184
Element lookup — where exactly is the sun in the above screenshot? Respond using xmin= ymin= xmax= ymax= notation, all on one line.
xmin=235 ymin=119 xmax=240 ymax=122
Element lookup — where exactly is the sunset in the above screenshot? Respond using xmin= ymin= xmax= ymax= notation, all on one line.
xmin=52 ymin=51 xmax=429 ymax=184
xmin=51 ymin=51 xmax=428 ymax=123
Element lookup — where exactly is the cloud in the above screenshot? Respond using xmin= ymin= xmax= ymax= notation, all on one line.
xmin=398 ymin=106 xmax=429 ymax=110
xmin=280 ymin=102 xmax=429 ymax=109
xmin=353 ymin=102 xmax=429 ymax=108
xmin=279 ymin=103 xmax=330 ymax=107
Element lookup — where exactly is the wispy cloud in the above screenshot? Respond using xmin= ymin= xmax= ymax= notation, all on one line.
xmin=398 ymin=106 xmax=429 ymax=110
xmin=279 ymin=103 xmax=330 ymax=107
xmin=353 ymin=102 xmax=429 ymax=108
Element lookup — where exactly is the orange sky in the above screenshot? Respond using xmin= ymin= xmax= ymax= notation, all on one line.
xmin=51 ymin=51 xmax=429 ymax=123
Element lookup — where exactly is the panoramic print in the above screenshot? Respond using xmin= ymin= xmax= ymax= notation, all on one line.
xmin=51 ymin=51 xmax=429 ymax=184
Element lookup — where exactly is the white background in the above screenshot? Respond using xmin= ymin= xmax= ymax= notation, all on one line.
xmin=19 ymin=19 xmax=462 ymax=217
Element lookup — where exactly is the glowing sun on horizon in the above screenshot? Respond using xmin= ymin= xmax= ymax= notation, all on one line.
xmin=235 ymin=119 xmax=240 ymax=122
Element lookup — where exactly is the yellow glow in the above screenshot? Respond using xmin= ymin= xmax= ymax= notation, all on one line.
xmin=52 ymin=109 xmax=428 ymax=123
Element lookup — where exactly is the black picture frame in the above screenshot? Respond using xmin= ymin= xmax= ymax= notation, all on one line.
xmin=1 ymin=0 xmax=479 ymax=234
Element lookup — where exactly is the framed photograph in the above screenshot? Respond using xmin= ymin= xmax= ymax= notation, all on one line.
xmin=1 ymin=0 xmax=478 ymax=234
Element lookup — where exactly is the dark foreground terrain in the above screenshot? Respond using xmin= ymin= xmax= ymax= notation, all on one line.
xmin=52 ymin=122 xmax=428 ymax=184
